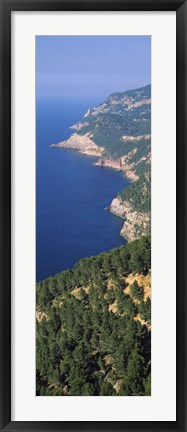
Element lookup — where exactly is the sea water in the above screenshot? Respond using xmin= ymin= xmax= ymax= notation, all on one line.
xmin=36 ymin=98 xmax=130 ymax=282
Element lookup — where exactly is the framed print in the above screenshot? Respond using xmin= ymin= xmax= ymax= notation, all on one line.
xmin=0 ymin=0 xmax=186 ymax=431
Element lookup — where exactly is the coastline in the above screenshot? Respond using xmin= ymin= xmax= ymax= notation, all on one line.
xmin=51 ymin=132 xmax=138 ymax=181
xmin=51 ymin=131 xmax=144 ymax=242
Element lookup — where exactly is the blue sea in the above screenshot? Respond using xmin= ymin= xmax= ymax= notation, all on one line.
xmin=36 ymin=98 xmax=130 ymax=282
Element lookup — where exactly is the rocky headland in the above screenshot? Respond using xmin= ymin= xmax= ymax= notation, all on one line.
xmin=51 ymin=132 xmax=105 ymax=157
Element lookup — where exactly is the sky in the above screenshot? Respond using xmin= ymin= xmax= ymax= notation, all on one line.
xmin=36 ymin=36 xmax=151 ymax=101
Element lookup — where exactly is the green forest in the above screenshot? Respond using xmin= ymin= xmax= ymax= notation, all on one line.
xmin=36 ymin=236 xmax=151 ymax=396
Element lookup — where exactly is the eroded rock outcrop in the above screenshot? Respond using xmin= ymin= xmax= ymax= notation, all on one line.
xmin=109 ymin=196 xmax=150 ymax=242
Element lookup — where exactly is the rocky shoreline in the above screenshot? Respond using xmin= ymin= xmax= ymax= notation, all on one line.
xmin=95 ymin=157 xmax=138 ymax=181
xmin=109 ymin=196 xmax=150 ymax=242
xmin=51 ymin=133 xmax=138 ymax=181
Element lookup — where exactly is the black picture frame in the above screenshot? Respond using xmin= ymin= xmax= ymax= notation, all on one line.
xmin=0 ymin=1 xmax=186 ymax=431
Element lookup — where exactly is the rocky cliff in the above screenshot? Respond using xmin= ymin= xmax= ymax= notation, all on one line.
xmin=109 ymin=196 xmax=150 ymax=241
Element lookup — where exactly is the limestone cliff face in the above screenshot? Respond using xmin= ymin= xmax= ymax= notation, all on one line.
xmin=120 ymin=210 xmax=150 ymax=242
xmin=109 ymin=197 xmax=129 ymax=218
xmin=109 ymin=196 xmax=150 ymax=242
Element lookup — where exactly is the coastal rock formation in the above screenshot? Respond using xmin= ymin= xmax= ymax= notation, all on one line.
xmin=109 ymin=196 xmax=150 ymax=242
xmin=120 ymin=210 xmax=150 ymax=242
xmin=95 ymin=158 xmax=122 ymax=171
xmin=95 ymin=152 xmax=139 ymax=181
xmin=109 ymin=196 xmax=128 ymax=218
xmin=51 ymin=132 xmax=105 ymax=157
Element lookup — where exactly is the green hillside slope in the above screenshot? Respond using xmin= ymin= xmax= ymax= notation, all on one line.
xmin=36 ymin=236 xmax=151 ymax=396
xmin=73 ymin=84 xmax=151 ymax=177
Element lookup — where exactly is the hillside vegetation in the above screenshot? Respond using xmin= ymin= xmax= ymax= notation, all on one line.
xmin=73 ymin=84 xmax=151 ymax=177
xmin=36 ymin=236 xmax=151 ymax=396
xmin=119 ymin=172 xmax=151 ymax=214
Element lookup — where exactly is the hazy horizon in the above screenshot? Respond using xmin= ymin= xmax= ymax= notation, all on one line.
xmin=36 ymin=36 xmax=151 ymax=101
